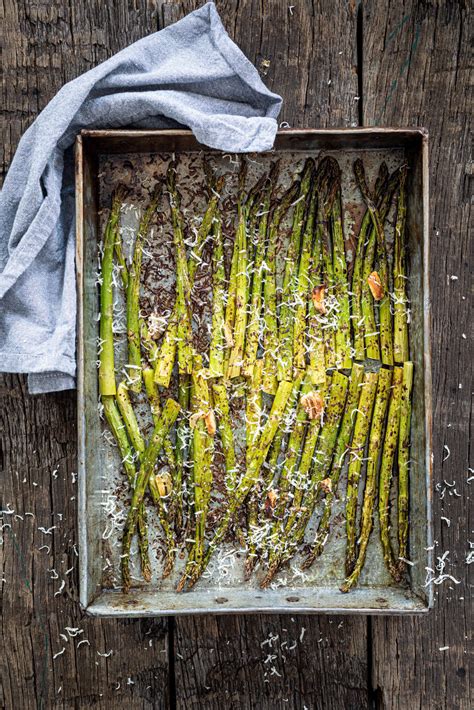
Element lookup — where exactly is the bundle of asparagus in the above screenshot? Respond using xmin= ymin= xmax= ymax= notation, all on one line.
xmin=97 ymin=152 xmax=413 ymax=594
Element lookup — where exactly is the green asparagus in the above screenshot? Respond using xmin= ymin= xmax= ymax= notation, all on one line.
xmin=278 ymin=159 xmax=314 ymax=382
xmin=397 ymin=361 xmax=413 ymax=574
xmin=126 ymin=186 xmax=161 ymax=391
xmin=342 ymin=367 xmax=392 ymax=591
xmin=302 ymin=363 xmax=365 ymax=569
xmin=121 ymin=398 xmax=180 ymax=591
xmin=378 ymin=366 xmax=404 ymax=582
xmin=344 ymin=370 xmax=378 ymax=575
xmin=393 ymin=166 xmax=409 ymax=363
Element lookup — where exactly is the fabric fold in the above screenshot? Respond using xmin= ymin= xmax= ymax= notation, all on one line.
xmin=0 ymin=1 xmax=281 ymax=393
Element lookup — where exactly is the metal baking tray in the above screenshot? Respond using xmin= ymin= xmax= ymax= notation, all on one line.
xmin=76 ymin=128 xmax=432 ymax=616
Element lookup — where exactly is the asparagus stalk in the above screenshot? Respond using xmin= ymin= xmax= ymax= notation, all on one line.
xmin=102 ymin=395 xmax=151 ymax=580
xmin=289 ymin=380 xmax=330 ymax=516
xmin=99 ymin=187 xmax=125 ymax=396
xmin=271 ymin=374 xmax=309 ymax=527
xmin=166 ymin=162 xmax=194 ymax=376
xmin=224 ymin=161 xmax=248 ymax=373
xmin=226 ymin=210 xmax=248 ymax=378
xmin=262 ymin=371 xmax=349 ymax=586
xmin=116 ymin=381 xmax=145 ymax=456
xmin=147 ymin=472 xmax=176 ymax=578
xmin=317 ymin=161 xmax=339 ymax=369
xmin=242 ymin=162 xmax=279 ymax=379
xmin=209 ymin=213 xmax=226 ymax=377
xmin=378 ymin=366 xmax=404 ymax=581
xmin=307 ymin=202 xmax=326 ymax=385
xmin=360 ymin=169 xmax=401 ymax=360
xmin=177 ymin=380 xmax=294 ymax=591
xmin=351 ymin=163 xmax=388 ymax=360
xmin=189 ymin=355 xmax=215 ymax=568
xmin=261 ymin=370 xmax=306 ymax=504
xmin=302 ymin=363 xmax=365 ymax=569
xmin=212 ymin=380 xmax=238 ymax=495
xmin=261 ymin=181 xmax=300 ymax=394
xmin=176 ymin=374 xmax=191 ymax=536
xmin=100 ymin=195 xmax=153 ymax=576
xmin=115 ymin=379 xmax=178 ymax=578
xmin=142 ymin=366 xmax=161 ymax=422
xmin=397 ymin=361 xmax=413 ymax=573
xmin=305 ymin=160 xmax=338 ymax=385
xmin=113 ymin=215 xmax=130 ymax=290
xmin=278 ymin=159 xmax=314 ymax=382
xmin=112 ymin=235 xmax=160 ymax=376
xmin=142 ymin=367 xmax=178 ymax=515
xmin=227 ymin=171 xmax=267 ymax=378
xmin=121 ymin=398 xmax=180 ymax=591
xmin=331 ymin=181 xmax=352 ymax=369
xmin=354 ymin=159 xmax=393 ymax=365
xmin=126 ymin=186 xmax=161 ymax=392
xmin=341 ymin=367 xmax=393 ymax=591
xmin=223 ymin=236 xmax=241 ymax=359
xmin=260 ymin=423 xmax=285 ymax=513
xmin=102 ymin=396 xmax=138 ymax=480
xmin=393 ymin=166 xmax=409 ymax=363
xmin=154 ymin=173 xmax=225 ymax=387
xmin=244 ymin=359 xmax=264 ymax=578
xmin=344 ymin=370 xmax=379 ymax=575
xmin=246 ymin=359 xmax=264 ymax=457
xmin=293 ymin=174 xmax=318 ymax=374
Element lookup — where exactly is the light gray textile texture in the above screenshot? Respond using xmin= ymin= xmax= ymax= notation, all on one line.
xmin=0 ymin=1 xmax=281 ymax=394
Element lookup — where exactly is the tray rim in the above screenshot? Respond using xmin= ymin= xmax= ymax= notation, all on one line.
xmin=76 ymin=127 xmax=433 ymax=616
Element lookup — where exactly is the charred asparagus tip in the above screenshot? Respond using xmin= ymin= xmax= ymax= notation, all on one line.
xmin=260 ymin=559 xmax=281 ymax=589
xmin=162 ymin=550 xmax=175 ymax=579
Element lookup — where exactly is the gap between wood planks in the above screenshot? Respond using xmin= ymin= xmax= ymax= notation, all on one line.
xmin=356 ymin=10 xmax=375 ymax=709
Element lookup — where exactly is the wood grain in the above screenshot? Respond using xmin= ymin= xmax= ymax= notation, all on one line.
xmin=2 ymin=0 xmax=160 ymax=176
xmin=362 ymin=1 xmax=472 ymax=708
xmin=1 ymin=0 xmax=471 ymax=708
xmin=174 ymin=614 xmax=368 ymax=709
xmin=1 ymin=2 xmax=171 ymax=707
xmin=0 ymin=374 xmax=170 ymax=709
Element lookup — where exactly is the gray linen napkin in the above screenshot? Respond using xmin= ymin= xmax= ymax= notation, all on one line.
xmin=0 ymin=1 xmax=281 ymax=394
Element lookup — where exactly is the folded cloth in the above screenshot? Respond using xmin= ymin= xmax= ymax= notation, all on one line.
xmin=0 ymin=1 xmax=281 ymax=394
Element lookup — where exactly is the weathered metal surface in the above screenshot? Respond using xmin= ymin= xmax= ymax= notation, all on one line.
xmin=76 ymin=128 xmax=432 ymax=616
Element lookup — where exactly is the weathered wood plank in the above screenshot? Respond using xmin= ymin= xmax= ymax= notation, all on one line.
xmin=0 ymin=374 xmax=170 ymax=709
xmin=362 ymin=2 xmax=472 ymax=708
xmin=1 ymin=0 xmax=171 ymax=706
xmin=2 ymin=0 xmax=159 ymax=176
xmin=158 ymin=3 xmax=368 ymax=709
xmin=174 ymin=614 xmax=368 ymax=709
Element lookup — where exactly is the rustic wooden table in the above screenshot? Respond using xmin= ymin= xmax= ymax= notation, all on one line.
xmin=1 ymin=1 xmax=471 ymax=708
